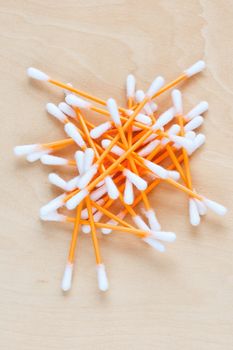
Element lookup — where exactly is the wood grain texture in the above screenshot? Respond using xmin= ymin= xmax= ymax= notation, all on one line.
xmin=0 ymin=1 xmax=232 ymax=349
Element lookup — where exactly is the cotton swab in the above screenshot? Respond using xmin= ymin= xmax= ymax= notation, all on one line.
xmin=126 ymin=74 xmax=136 ymax=108
xmin=28 ymin=61 xmax=197 ymax=112
xmin=56 ymin=212 xmax=176 ymax=245
xmin=124 ymin=178 xmax=134 ymax=205
xmin=46 ymin=103 xmax=69 ymax=123
xmin=150 ymin=60 xmax=206 ymax=100
xmin=58 ymin=102 xmax=77 ymax=119
xmin=41 ymin=154 xmax=75 ymax=166
xmin=61 ymin=201 xmax=83 ymax=292
xmin=172 ymin=89 xmax=200 ymax=225
xmin=86 ymin=196 xmax=108 ymax=291
xmin=48 ymin=173 xmax=69 ymax=191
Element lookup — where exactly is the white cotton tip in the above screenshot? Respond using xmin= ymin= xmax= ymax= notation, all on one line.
xmin=124 ymin=178 xmax=134 ymax=205
xmin=27 ymin=67 xmax=49 ymax=81
xmin=188 ymin=133 xmax=206 ymax=155
xmin=90 ymin=121 xmax=112 ymax=139
xmin=202 ymin=197 xmax=227 ymax=216
xmin=84 ymin=148 xmax=95 ymax=172
xmin=135 ymin=113 xmax=152 ymax=125
xmin=133 ymin=215 xmax=150 ymax=232
xmin=93 ymin=211 xmax=103 ymax=222
xmin=81 ymin=198 xmax=104 ymax=219
xmin=146 ymin=76 xmax=165 ymax=98
xmin=138 ymin=140 xmax=160 ymax=157
xmin=152 ymin=108 xmax=174 ymax=130
xmin=135 ymin=89 xmax=145 ymax=103
xmin=101 ymin=223 xmax=115 ymax=235
xmin=185 ymin=131 xmax=196 ymax=141
xmin=189 ymin=198 xmax=200 ymax=226
xmin=101 ymin=211 xmax=126 ymax=235
xmin=103 ymin=212 xmax=124 ymax=234
xmin=151 ymin=231 xmax=176 ymax=243
xmin=26 ymin=150 xmax=50 ymax=162
xmin=105 ymin=176 xmax=119 ymax=199
xmin=144 ymin=209 xmax=161 ymax=231
xmin=96 ymin=207 xmax=108 ymax=221
xmin=132 ymin=125 xmax=142 ymax=132
xmin=150 ymin=101 xmax=158 ymax=112
xmin=135 ymin=91 xmax=157 ymax=115
xmin=48 ymin=173 xmax=68 ymax=191
xmin=96 ymin=264 xmax=109 ymax=292
xmin=41 ymin=155 xmax=68 ymax=166
xmin=93 ymin=212 xmax=103 ymax=223
xmin=168 ymin=170 xmax=180 ymax=181
xmin=184 ymin=60 xmax=206 ymax=77
xmin=185 ymin=101 xmax=209 ymax=120
xmin=81 ymin=208 xmax=95 ymax=220
xmin=64 ymin=122 xmax=86 ymax=149
xmin=194 ymin=198 xmax=207 ymax=216
xmin=58 ymin=102 xmax=76 ymax=119
xmin=144 ymin=159 xmax=168 ymax=179
xmin=14 ymin=144 xmax=40 ymax=156
xmin=194 ymin=133 xmax=206 ymax=148
xmin=170 ymin=135 xmax=193 ymax=153
xmin=143 ymin=237 xmax=165 ymax=252
xmin=96 ymin=179 xmax=105 ymax=188
xmin=135 ymin=91 xmax=153 ymax=114
xmin=75 ymin=150 xmax=85 ymax=175
xmin=40 ymin=211 xmax=66 ymax=222
xmin=168 ymin=124 xmax=180 ymax=135
xmin=82 ymin=225 xmax=91 ymax=234
xmin=184 ymin=116 xmax=204 ymax=132
xmin=101 ymin=139 xmax=124 ymax=156
xmin=77 ymin=165 xmax=97 ymax=189
xmin=107 ymin=98 xmax=121 ymax=126
xmin=172 ymin=89 xmax=183 ymax=115
xmin=143 ymin=103 xmax=153 ymax=116
xmin=66 ymin=189 xmax=89 ymax=210
xmin=65 ymin=94 xmax=91 ymax=110
xmin=61 ymin=263 xmax=73 ymax=292
xmin=161 ymin=124 xmax=180 ymax=146
xmin=101 ymin=212 xmax=125 ymax=234
xmin=40 ymin=193 xmax=66 ymax=216
xmin=123 ymin=169 xmax=147 ymax=191
xmin=142 ymin=134 xmax=156 ymax=145
xmin=90 ymin=184 xmax=107 ymax=201
xmin=46 ymin=103 xmax=67 ymax=123
xmin=66 ymin=176 xmax=80 ymax=191
xmin=126 ymin=74 xmax=136 ymax=98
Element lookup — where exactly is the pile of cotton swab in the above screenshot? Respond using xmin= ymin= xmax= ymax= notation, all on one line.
xmin=14 ymin=60 xmax=227 ymax=292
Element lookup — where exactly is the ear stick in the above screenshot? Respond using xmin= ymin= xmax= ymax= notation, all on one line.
xmin=61 ymin=201 xmax=83 ymax=292
xmin=172 ymin=89 xmax=201 ymax=225
xmin=60 ymin=215 xmax=176 ymax=243
xmin=86 ymin=196 xmax=109 ymax=292
xmin=27 ymin=61 xmax=205 ymax=112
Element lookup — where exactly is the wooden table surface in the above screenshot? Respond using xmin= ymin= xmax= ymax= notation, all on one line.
xmin=0 ymin=1 xmax=232 ymax=349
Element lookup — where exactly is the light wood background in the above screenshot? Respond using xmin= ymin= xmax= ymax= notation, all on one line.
xmin=0 ymin=1 xmax=232 ymax=349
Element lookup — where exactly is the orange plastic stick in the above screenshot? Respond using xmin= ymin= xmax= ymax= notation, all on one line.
xmin=68 ymin=201 xmax=83 ymax=263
